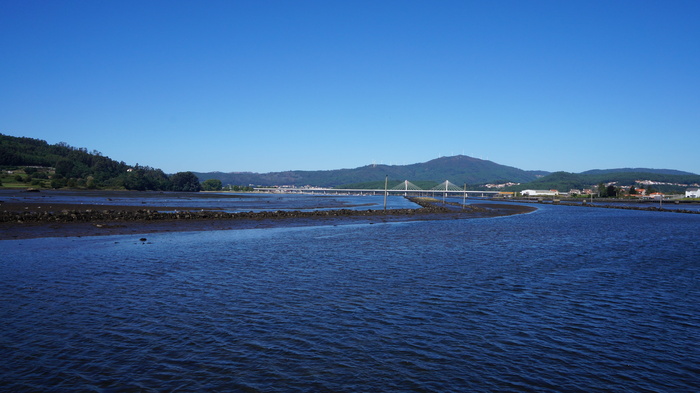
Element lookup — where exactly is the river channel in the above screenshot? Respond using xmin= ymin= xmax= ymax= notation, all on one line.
xmin=1 ymin=195 xmax=698 ymax=392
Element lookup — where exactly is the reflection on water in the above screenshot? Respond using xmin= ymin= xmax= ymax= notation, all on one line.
xmin=1 ymin=201 xmax=699 ymax=391
xmin=506 ymin=197 xmax=700 ymax=211
xmin=0 ymin=189 xmax=419 ymax=212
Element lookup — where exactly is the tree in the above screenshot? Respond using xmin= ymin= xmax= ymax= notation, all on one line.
xmin=606 ymin=185 xmax=617 ymax=197
xmin=597 ymin=183 xmax=607 ymax=197
xmin=124 ymin=169 xmax=148 ymax=191
xmin=170 ymin=171 xmax=202 ymax=192
xmin=50 ymin=179 xmax=64 ymax=189
xmin=144 ymin=168 xmax=172 ymax=191
xmin=55 ymin=159 xmax=74 ymax=177
xmin=201 ymin=179 xmax=222 ymax=191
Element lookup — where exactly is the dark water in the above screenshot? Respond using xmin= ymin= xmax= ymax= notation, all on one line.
xmin=511 ymin=196 xmax=700 ymax=211
xmin=2 ymin=201 xmax=699 ymax=392
xmin=587 ymin=200 xmax=700 ymax=211
xmin=0 ymin=189 xmax=418 ymax=212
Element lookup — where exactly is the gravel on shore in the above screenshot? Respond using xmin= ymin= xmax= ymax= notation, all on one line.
xmin=0 ymin=197 xmax=536 ymax=240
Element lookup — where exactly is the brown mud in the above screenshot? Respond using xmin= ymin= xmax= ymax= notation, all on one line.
xmin=0 ymin=197 xmax=536 ymax=240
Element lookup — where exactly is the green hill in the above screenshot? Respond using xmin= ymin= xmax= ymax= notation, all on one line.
xmin=195 ymin=155 xmax=545 ymax=187
xmin=0 ymin=133 xmax=199 ymax=191
xmin=581 ymin=168 xmax=696 ymax=176
xmin=6 ymin=133 xmax=697 ymax=193
xmin=508 ymin=170 xmax=700 ymax=194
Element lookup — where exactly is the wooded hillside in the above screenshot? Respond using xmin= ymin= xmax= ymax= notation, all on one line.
xmin=195 ymin=155 xmax=546 ymax=187
xmin=0 ymin=134 xmax=200 ymax=191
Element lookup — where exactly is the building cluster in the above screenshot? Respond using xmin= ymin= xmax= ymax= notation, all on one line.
xmin=520 ymin=189 xmax=559 ymax=196
xmin=520 ymin=187 xmax=700 ymax=199
xmin=274 ymin=185 xmax=324 ymax=190
xmin=635 ymin=180 xmax=700 ymax=187
xmin=484 ymin=182 xmax=520 ymax=189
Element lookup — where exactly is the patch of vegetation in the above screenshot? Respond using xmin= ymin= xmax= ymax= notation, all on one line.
xmin=1 ymin=133 xmax=201 ymax=191
xmin=201 ymin=179 xmax=223 ymax=191
xmin=505 ymin=171 xmax=700 ymax=194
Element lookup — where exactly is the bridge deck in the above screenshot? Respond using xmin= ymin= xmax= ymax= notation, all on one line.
xmin=254 ymin=187 xmax=500 ymax=196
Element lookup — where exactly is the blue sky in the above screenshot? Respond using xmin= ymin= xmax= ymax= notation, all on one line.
xmin=1 ymin=0 xmax=699 ymax=175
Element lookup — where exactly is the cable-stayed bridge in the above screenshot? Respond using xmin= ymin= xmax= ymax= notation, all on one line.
xmin=255 ymin=180 xmax=501 ymax=197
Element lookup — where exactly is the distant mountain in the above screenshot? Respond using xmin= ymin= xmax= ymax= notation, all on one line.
xmin=6 ymin=133 xmax=697 ymax=192
xmin=581 ymin=168 xmax=696 ymax=176
xmin=195 ymin=155 xmax=547 ymax=187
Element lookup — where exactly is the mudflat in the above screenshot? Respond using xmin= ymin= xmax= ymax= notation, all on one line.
xmin=0 ymin=192 xmax=535 ymax=240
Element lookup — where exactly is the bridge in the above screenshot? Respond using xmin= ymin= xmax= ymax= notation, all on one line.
xmin=255 ymin=180 xmax=501 ymax=197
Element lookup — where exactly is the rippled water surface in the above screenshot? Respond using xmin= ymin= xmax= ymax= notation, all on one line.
xmin=0 ymin=189 xmax=419 ymax=212
xmin=2 ymin=202 xmax=699 ymax=391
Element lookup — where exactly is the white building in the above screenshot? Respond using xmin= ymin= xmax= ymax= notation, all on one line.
xmin=521 ymin=189 xmax=559 ymax=196
xmin=686 ymin=188 xmax=700 ymax=198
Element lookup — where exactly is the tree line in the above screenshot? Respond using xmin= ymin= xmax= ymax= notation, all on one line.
xmin=507 ymin=171 xmax=699 ymax=195
xmin=0 ymin=133 xmax=210 ymax=191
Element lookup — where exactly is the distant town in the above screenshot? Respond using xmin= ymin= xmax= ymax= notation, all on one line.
xmin=488 ymin=180 xmax=700 ymax=199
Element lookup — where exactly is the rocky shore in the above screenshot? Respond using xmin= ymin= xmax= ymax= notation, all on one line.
xmin=0 ymin=197 xmax=536 ymax=240
xmin=0 ymin=197 xmax=452 ymax=223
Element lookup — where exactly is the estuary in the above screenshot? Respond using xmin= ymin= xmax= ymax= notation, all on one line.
xmin=1 ymin=197 xmax=698 ymax=392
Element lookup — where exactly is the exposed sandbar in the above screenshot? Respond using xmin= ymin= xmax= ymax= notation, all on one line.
xmin=0 ymin=197 xmax=536 ymax=240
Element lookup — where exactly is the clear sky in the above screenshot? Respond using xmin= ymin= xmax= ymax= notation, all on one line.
xmin=1 ymin=0 xmax=699 ymax=175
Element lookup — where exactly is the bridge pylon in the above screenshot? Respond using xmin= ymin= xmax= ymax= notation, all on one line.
xmin=390 ymin=180 xmax=423 ymax=195
xmin=430 ymin=180 xmax=464 ymax=192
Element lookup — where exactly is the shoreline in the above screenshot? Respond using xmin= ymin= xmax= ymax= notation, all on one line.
xmin=0 ymin=198 xmax=536 ymax=240
xmin=508 ymin=198 xmax=700 ymax=214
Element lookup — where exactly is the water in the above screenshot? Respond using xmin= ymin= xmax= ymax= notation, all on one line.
xmin=587 ymin=200 xmax=700 ymax=211
xmin=509 ymin=196 xmax=700 ymax=211
xmin=0 ymin=189 xmax=418 ymax=212
xmin=1 ymin=201 xmax=699 ymax=392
